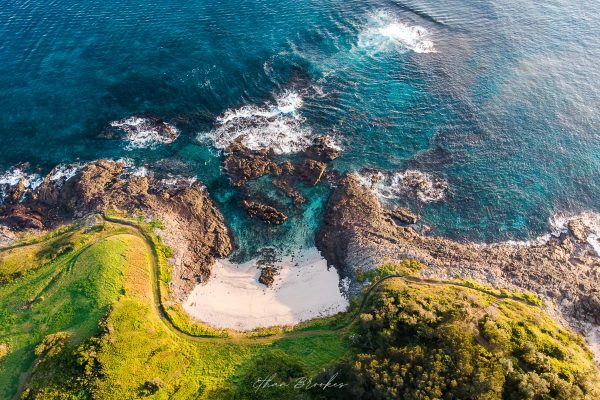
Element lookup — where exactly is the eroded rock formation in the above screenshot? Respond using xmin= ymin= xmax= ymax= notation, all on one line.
xmin=0 ymin=160 xmax=233 ymax=300
xmin=317 ymin=173 xmax=600 ymax=329
xmin=241 ymin=199 xmax=288 ymax=225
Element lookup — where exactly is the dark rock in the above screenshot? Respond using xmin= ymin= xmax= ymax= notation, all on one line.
xmin=222 ymin=138 xmax=281 ymax=187
xmin=279 ymin=161 xmax=295 ymax=175
xmin=272 ymin=179 xmax=305 ymax=205
xmin=241 ymin=200 xmax=287 ymax=225
xmin=389 ymin=207 xmax=419 ymax=225
xmin=258 ymin=266 xmax=278 ymax=287
xmin=568 ymin=220 xmax=588 ymax=242
xmin=304 ymin=135 xmax=340 ymax=162
xmin=574 ymin=294 xmax=600 ymax=325
xmin=0 ymin=204 xmax=44 ymax=230
xmin=4 ymin=178 xmax=26 ymax=205
xmin=298 ymin=159 xmax=326 ymax=186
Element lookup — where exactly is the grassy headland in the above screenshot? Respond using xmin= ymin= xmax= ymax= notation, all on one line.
xmin=1 ymin=216 xmax=598 ymax=399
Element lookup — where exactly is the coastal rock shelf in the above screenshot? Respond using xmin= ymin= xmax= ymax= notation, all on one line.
xmin=0 ymin=159 xmax=233 ymax=300
xmin=1 ymin=160 xmax=599 ymax=361
xmin=316 ymin=173 xmax=600 ymax=361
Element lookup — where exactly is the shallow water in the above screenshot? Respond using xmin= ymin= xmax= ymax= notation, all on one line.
xmin=1 ymin=0 xmax=599 ymax=258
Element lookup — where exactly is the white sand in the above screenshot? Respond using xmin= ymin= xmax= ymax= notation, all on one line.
xmin=182 ymin=248 xmax=349 ymax=331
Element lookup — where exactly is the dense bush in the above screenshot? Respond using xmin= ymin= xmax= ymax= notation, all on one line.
xmin=312 ymin=282 xmax=600 ymax=400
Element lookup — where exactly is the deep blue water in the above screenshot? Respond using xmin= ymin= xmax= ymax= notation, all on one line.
xmin=1 ymin=0 xmax=599 ymax=257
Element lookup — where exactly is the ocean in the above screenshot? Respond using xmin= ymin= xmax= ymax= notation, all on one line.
xmin=1 ymin=0 xmax=599 ymax=259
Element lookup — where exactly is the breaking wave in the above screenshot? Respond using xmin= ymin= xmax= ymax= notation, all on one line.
xmin=198 ymin=91 xmax=313 ymax=154
xmin=358 ymin=169 xmax=448 ymax=203
xmin=551 ymin=212 xmax=600 ymax=256
xmin=357 ymin=11 xmax=436 ymax=54
xmin=498 ymin=212 xmax=600 ymax=256
xmin=48 ymin=163 xmax=81 ymax=183
xmin=0 ymin=167 xmax=43 ymax=203
xmin=109 ymin=116 xmax=180 ymax=150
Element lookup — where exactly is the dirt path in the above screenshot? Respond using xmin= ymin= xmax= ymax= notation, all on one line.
xmin=2 ymin=214 xmax=537 ymax=346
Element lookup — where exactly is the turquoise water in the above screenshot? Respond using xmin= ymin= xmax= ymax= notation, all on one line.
xmin=1 ymin=0 xmax=599 ymax=256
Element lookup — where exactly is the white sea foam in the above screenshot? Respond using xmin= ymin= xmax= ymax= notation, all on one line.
xmin=499 ymin=212 xmax=600 ymax=255
xmin=131 ymin=166 xmax=150 ymax=178
xmin=0 ymin=167 xmax=43 ymax=203
xmin=183 ymin=248 xmax=349 ymax=330
xmin=358 ymin=169 xmax=448 ymax=203
xmin=48 ymin=164 xmax=81 ymax=183
xmin=551 ymin=212 xmax=600 ymax=256
xmin=110 ymin=116 xmax=179 ymax=150
xmin=199 ymin=91 xmax=313 ymax=154
xmin=357 ymin=11 xmax=436 ymax=54
xmin=158 ymin=175 xmax=198 ymax=188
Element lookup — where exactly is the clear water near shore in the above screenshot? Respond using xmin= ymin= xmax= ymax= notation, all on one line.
xmin=1 ymin=0 xmax=600 ymax=259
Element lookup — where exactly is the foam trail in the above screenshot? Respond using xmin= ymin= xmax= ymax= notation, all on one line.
xmin=48 ymin=164 xmax=81 ymax=182
xmin=499 ymin=212 xmax=600 ymax=255
xmin=357 ymin=11 xmax=436 ymax=54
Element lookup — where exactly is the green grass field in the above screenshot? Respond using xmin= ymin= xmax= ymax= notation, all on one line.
xmin=1 ymin=216 xmax=599 ymax=399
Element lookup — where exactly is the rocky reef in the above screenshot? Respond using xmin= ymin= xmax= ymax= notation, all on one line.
xmin=0 ymin=160 xmax=233 ymax=300
xmin=316 ymin=173 xmax=600 ymax=333
xmin=222 ymin=135 xmax=339 ymax=222
xmin=240 ymin=200 xmax=288 ymax=225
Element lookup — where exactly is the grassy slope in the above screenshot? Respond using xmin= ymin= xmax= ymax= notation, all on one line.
xmin=1 ymin=222 xmax=350 ymax=399
xmin=1 ymin=220 xmax=599 ymax=399
xmin=0 ymin=224 xmax=135 ymax=398
xmin=86 ymin=226 xmax=350 ymax=399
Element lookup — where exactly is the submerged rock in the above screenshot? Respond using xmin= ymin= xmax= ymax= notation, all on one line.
xmin=100 ymin=116 xmax=179 ymax=148
xmin=241 ymin=200 xmax=287 ymax=225
xmin=272 ymin=179 xmax=305 ymax=205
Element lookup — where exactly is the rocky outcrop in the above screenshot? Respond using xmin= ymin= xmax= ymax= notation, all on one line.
xmin=388 ymin=207 xmax=419 ymax=225
xmin=272 ymin=179 xmax=305 ymax=205
xmin=4 ymin=178 xmax=26 ymax=206
xmin=0 ymin=160 xmax=233 ymax=300
xmin=258 ymin=266 xmax=277 ymax=287
xmin=317 ymin=173 xmax=600 ymax=330
xmin=303 ymin=135 xmax=341 ymax=162
xmin=223 ymin=138 xmax=281 ymax=187
xmin=298 ymin=159 xmax=327 ymax=186
xmin=221 ymin=134 xmax=339 ymax=194
xmin=241 ymin=200 xmax=287 ymax=225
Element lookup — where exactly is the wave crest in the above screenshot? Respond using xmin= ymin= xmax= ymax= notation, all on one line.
xmin=199 ymin=91 xmax=313 ymax=154
xmin=109 ymin=117 xmax=179 ymax=150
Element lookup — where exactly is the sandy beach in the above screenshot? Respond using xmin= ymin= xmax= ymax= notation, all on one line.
xmin=182 ymin=248 xmax=349 ymax=330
